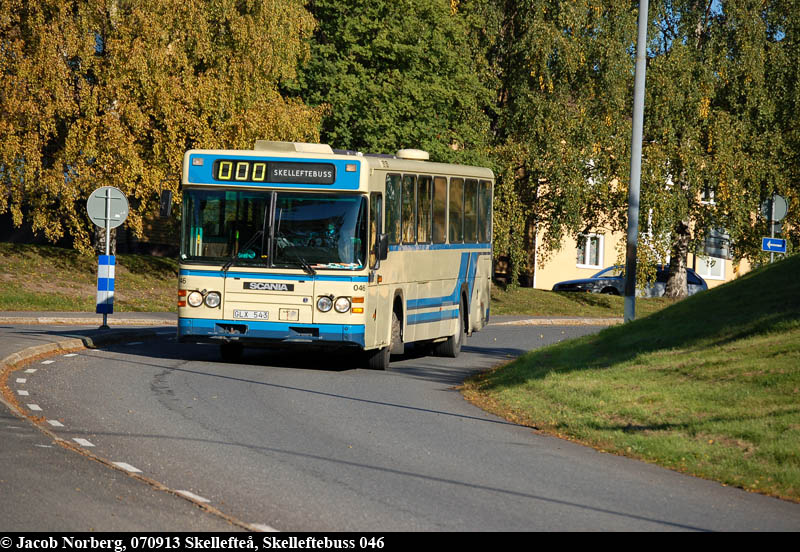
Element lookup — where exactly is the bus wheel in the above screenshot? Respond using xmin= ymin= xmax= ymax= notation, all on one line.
xmin=434 ymin=300 xmax=464 ymax=358
xmin=365 ymin=310 xmax=401 ymax=370
xmin=365 ymin=345 xmax=390 ymax=370
xmin=220 ymin=342 xmax=243 ymax=362
xmin=389 ymin=310 xmax=404 ymax=355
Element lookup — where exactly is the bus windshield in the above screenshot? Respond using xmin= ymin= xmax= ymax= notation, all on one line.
xmin=181 ymin=190 xmax=367 ymax=270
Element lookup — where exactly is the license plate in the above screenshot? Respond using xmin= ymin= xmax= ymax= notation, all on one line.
xmin=233 ymin=310 xmax=269 ymax=320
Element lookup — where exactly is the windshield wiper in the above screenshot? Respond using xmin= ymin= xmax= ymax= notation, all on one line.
xmin=286 ymin=250 xmax=316 ymax=276
xmin=222 ymin=230 xmax=263 ymax=273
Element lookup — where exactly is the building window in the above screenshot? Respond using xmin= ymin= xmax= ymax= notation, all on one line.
xmin=577 ymin=234 xmax=603 ymax=269
xmin=696 ymin=255 xmax=725 ymax=280
xmin=700 ymin=187 xmax=716 ymax=205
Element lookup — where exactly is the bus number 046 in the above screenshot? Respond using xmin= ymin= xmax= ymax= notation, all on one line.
xmin=359 ymin=537 xmax=384 ymax=549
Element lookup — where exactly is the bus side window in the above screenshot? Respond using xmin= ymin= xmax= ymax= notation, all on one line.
xmin=449 ymin=177 xmax=464 ymax=243
xmin=385 ymin=174 xmax=401 ymax=245
xmin=478 ymin=180 xmax=492 ymax=243
xmin=370 ymin=192 xmax=382 ymax=269
xmin=432 ymin=176 xmax=447 ymax=244
xmin=417 ymin=175 xmax=432 ymax=244
xmin=464 ymin=178 xmax=478 ymax=243
xmin=401 ymin=174 xmax=417 ymax=244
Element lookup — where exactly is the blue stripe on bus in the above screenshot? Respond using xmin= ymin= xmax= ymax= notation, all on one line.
xmin=178 ymin=317 xmax=365 ymax=347
xmin=179 ymin=269 xmax=369 ymax=283
xmin=407 ymin=308 xmax=459 ymax=325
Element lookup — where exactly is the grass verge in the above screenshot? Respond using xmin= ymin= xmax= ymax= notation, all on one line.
xmin=0 ymin=242 xmax=177 ymax=312
xmin=491 ymin=283 xmax=675 ymax=318
xmin=464 ymin=255 xmax=800 ymax=502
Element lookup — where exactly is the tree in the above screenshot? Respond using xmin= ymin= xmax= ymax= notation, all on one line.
xmin=480 ymin=0 xmax=637 ymax=286
xmin=290 ymin=0 xmax=493 ymax=166
xmin=643 ymin=0 xmax=795 ymax=296
xmin=0 ymin=0 xmax=323 ymax=253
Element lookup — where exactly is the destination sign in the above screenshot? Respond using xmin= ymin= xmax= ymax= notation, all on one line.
xmin=214 ymin=160 xmax=336 ymax=185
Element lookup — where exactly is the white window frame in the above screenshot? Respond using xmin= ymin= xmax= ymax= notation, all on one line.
xmin=700 ymin=188 xmax=716 ymax=205
xmin=696 ymin=255 xmax=725 ymax=280
xmin=576 ymin=233 xmax=604 ymax=269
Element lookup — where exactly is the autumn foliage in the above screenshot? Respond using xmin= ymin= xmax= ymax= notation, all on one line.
xmin=0 ymin=0 xmax=322 ymax=252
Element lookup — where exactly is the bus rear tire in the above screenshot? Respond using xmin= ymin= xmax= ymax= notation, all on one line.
xmin=434 ymin=300 xmax=464 ymax=358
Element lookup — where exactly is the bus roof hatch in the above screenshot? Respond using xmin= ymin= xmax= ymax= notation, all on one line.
xmin=254 ymin=141 xmax=334 ymax=155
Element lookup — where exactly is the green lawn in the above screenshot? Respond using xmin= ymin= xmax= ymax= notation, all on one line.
xmin=0 ymin=242 xmax=178 ymax=312
xmin=465 ymin=254 xmax=800 ymax=502
xmin=491 ymin=283 xmax=676 ymax=318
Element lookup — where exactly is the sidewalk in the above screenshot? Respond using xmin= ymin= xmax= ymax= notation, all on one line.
xmin=0 ymin=312 xmax=176 ymax=376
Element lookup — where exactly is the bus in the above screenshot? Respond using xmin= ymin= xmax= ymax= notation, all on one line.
xmin=178 ymin=141 xmax=493 ymax=370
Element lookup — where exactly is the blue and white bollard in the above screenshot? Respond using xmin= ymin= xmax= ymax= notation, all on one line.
xmin=96 ymin=255 xmax=115 ymax=327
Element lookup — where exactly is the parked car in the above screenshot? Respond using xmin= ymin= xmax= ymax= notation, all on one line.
xmin=552 ymin=265 xmax=708 ymax=297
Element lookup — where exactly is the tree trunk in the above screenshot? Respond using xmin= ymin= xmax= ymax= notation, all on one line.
xmin=520 ymin=216 xmax=537 ymax=287
xmin=664 ymin=219 xmax=690 ymax=298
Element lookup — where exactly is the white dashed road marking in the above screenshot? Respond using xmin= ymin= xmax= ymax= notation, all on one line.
xmin=27 ymin=404 xmax=42 ymax=411
xmin=41 ymin=360 xmax=55 ymax=365
xmin=47 ymin=420 xmax=64 ymax=427
xmin=113 ymin=462 xmax=143 ymax=473
xmin=72 ymin=438 xmax=95 ymax=447
xmin=17 ymin=390 xmax=29 ymax=396
xmin=250 ymin=524 xmax=280 ymax=532
xmin=176 ymin=490 xmax=210 ymax=503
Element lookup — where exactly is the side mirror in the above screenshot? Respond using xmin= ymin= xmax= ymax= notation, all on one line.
xmin=159 ymin=190 xmax=173 ymax=218
xmin=377 ymin=233 xmax=389 ymax=261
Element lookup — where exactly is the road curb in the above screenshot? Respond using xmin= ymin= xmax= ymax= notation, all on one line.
xmin=0 ymin=317 xmax=175 ymax=326
xmin=490 ymin=317 xmax=623 ymax=326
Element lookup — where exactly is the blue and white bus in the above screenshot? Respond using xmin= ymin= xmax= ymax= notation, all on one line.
xmin=178 ymin=141 xmax=493 ymax=369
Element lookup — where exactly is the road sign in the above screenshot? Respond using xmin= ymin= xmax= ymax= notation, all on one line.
xmin=87 ymin=187 xmax=128 ymax=328
xmin=761 ymin=237 xmax=787 ymax=253
xmin=760 ymin=194 xmax=788 ymax=222
xmin=87 ymin=186 xmax=129 ymax=229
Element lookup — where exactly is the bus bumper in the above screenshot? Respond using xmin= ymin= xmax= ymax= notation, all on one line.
xmin=178 ymin=317 xmax=366 ymax=348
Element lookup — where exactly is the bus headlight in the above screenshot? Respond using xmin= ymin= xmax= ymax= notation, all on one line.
xmin=334 ymin=297 xmax=351 ymax=313
xmin=316 ymin=295 xmax=333 ymax=312
xmin=187 ymin=291 xmax=204 ymax=307
xmin=204 ymin=291 xmax=221 ymax=308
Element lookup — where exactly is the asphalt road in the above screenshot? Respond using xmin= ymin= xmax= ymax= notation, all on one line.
xmin=7 ymin=323 xmax=800 ymax=531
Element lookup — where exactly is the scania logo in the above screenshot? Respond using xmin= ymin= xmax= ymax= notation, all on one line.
xmin=244 ymin=282 xmax=294 ymax=291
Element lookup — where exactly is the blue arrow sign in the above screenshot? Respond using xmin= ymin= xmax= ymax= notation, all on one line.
xmin=762 ymin=237 xmax=787 ymax=253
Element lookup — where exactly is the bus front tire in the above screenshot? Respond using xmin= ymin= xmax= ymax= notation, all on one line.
xmin=365 ymin=310 xmax=402 ymax=370
xmin=365 ymin=345 xmax=390 ymax=371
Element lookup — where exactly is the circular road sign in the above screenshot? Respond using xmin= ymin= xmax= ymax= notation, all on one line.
xmin=87 ymin=187 xmax=129 ymax=229
xmin=760 ymin=194 xmax=788 ymax=222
